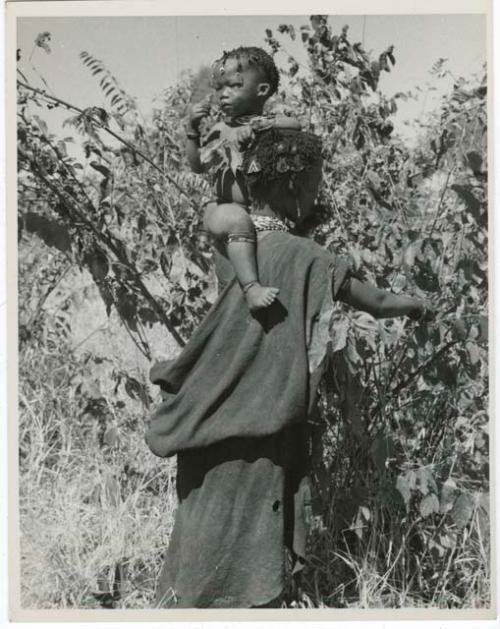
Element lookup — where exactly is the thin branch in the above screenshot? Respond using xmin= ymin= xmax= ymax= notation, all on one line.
xmin=26 ymin=261 xmax=72 ymax=331
xmin=427 ymin=168 xmax=453 ymax=240
xmin=20 ymin=149 xmax=186 ymax=347
xmin=389 ymin=339 xmax=457 ymax=399
xmin=17 ymin=79 xmax=197 ymax=209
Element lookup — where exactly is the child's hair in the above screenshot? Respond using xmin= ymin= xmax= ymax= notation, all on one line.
xmin=241 ymin=128 xmax=323 ymax=208
xmin=213 ymin=46 xmax=280 ymax=97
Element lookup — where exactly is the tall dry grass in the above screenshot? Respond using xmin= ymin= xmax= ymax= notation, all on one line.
xmin=19 ymin=261 xmax=178 ymax=609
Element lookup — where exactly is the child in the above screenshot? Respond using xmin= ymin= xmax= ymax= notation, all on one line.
xmin=185 ymin=46 xmax=302 ymax=311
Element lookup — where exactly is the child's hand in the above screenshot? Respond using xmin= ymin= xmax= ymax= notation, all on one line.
xmin=187 ymin=97 xmax=211 ymax=131
xmin=235 ymin=125 xmax=255 ymax=150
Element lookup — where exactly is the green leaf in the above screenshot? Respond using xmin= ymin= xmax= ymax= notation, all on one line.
xmin=124 ymin=376 xmax=150 ymax=407
xmin=439 ymin=532 xmax=456 ymax=549
xmin=23 ymin=213 xmax=71 ymax=252
xmin=466 ymin=341 xmax=481 ymax=365
xmin=450 ymin=492 xmax=475 ymax=528
xmin=366 ymin=170 xmax=382 ymax=191
xmin=466 ymin=150 xmax=483 ymax=173
xmin=90 ymin=161 xmax=111 ymax=178
xmin=414 ymin=259 xmax=440 ymax=293
xmin=352 ymin=311 xmax=377 ymax=335
xmin=440 ymin=478 xmax=458 ymax=513
xmin=138 ymin=307 xmax=159 ymax=326
xmin=419 ymin=493 xmax=439 ymax=517
xmin=415 ymin=323 xmax=429 ymax=347
xmin=56 ymin=140 xmax=67 ymax=157
xmin=378 ymin=479 xmax=405 ymax=510
xmin=33 ymin=114 xmax=48 ymax=135
xmin=406 ymin=470 xmax=417 ymax=490
xmin=451 ymin=183 xmax=481 ymax=217
xmin=415 ymin=467 xmax=438 ymax=496
xmin=403 ymin=239 xmax=423 ymax=266
xmin=345 ymin=336 xmax=362 ymax=373
xmin=477 ymin=315 xmax=488 ymax=342
xmin=347 ymin=245 xmax=362 ymax=269
xmin=437 ymin=360 xmax=458 ymax=387
xmin=330 ymin=315 xmax=349 ymax=352
xmin=360 ymin=506 xmax=371 ymax=521
xmin=86 ymin=249 xmax=109 ymax=281
xmin=396 ymin=475 xmax=411 ymax=505
xmin=103 ymin=425 xmax=119 ymax=447
xmin=452 ymin=317 xmax=467 ymax=341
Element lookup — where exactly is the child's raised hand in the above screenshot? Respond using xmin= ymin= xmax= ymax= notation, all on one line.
xmin=187 ymin=97 xmax=211 ymax=131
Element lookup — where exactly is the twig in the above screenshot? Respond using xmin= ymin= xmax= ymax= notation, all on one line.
xmin=389 ymin=339 xmax=457 ymax=399
xmin=427 ymin=168 xmax=453 ymax=240
xmin=19 ymin=148 xmax=186 ymax=347
xmin=26 ymin=261 xmax=71 ymax=331
xmin=17 ymin=79 xmax=197 ymax=209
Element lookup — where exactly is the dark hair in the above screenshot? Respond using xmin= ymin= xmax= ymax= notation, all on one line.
xmin=241 ymin=128 xmax=323 ymax=208
xmin=214 ymin=46 xmax=280 ymax=97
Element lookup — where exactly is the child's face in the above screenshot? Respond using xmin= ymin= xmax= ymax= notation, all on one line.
xmin=213 ymin=57 xmax=269 ymax=117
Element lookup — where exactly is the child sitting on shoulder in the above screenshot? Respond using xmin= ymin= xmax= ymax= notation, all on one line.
xmin=185 ymin=46 xmax=301 ymax=311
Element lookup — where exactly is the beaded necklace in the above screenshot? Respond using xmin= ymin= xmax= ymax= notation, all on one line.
xmin=251 ymin=214 xmax=290 ymax=233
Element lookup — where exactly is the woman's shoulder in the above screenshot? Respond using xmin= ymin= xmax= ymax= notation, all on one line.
xmin=263 ymin=231 xmax=334 ymax=263
xmin=264 ymin=231 xmax=356 ymax=274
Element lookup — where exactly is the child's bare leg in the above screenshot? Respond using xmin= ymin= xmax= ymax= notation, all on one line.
xmin=204 ymin=202 xmax=279 ymax=310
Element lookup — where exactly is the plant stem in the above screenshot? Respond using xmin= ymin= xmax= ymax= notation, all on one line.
xmin=390 ymin=339 xmax=457 ymax=399
xmin=427 ymin=168 xmax=453 ymax=240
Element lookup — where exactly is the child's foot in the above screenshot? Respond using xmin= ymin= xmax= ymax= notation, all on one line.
xmin=243 ymin=282 xmax=279 ymax=311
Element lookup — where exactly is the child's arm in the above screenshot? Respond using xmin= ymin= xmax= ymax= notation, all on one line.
xmin=272 ymin=114 xmax=302 ymax=131
xmin=236 ymin=115 xmax=303 ymax=150
xmin=339 ymin=277 xmax=432 ymax=321
xmin=185 ymin=98 xmax=211 ymax=174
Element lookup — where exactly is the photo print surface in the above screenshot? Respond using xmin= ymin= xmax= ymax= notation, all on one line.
xmin=10 ymin=3 xmax=492 ymax=620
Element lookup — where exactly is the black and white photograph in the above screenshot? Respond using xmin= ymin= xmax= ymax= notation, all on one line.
xmin=5 ymin=0 xmax=494 ymax=622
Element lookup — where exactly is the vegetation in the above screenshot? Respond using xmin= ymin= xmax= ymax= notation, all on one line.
xmin=17 ymin=16 xmax=489 ymax=608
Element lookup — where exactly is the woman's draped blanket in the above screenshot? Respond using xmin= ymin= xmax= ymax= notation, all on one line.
xmin=146 ymin=232 xmax=351 ymax=459
xmin=146 ymin=232 xmax=352 ymax=608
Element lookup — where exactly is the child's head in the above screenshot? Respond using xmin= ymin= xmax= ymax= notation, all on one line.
xmin=242 ymin=129 xmax=323 ymax=224
xmin=212 ymin=47 xmax=280 ymax=117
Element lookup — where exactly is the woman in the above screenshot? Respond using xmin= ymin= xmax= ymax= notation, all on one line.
xmin=146 ymin=128 xmax=431 ymax=608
